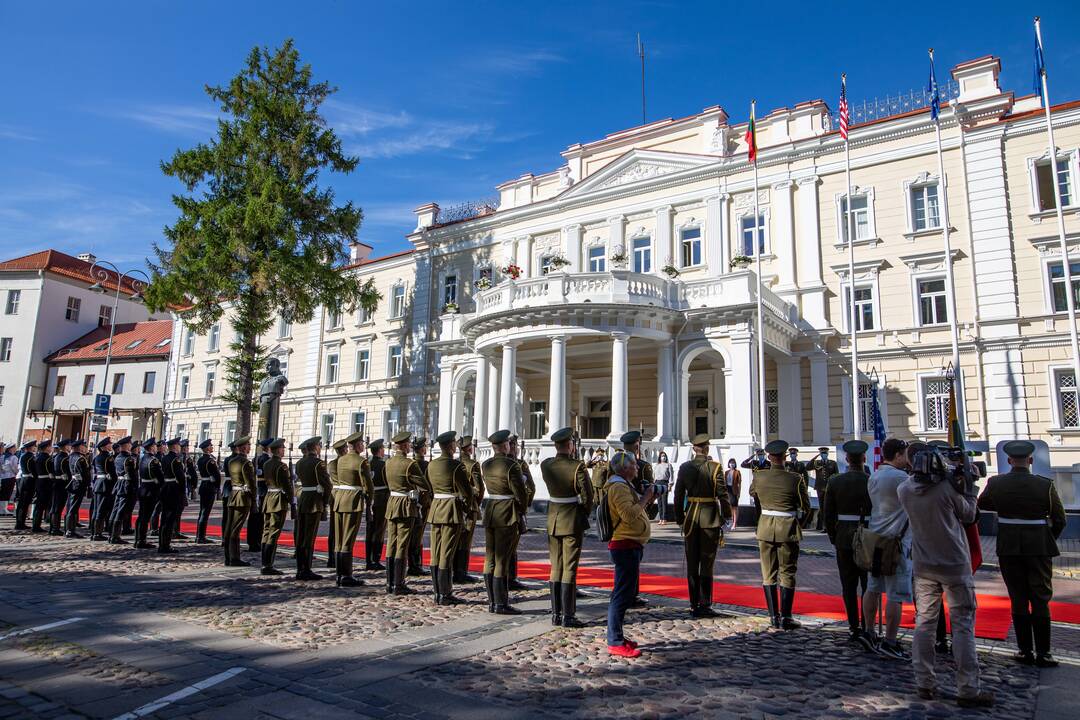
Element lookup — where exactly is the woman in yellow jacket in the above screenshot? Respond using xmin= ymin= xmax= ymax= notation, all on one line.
xmin=605 ymin=451 xmax=656 ymax=659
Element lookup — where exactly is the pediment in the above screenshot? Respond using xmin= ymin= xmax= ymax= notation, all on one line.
xmin=558 ymin=149 xmax=715 ymax=199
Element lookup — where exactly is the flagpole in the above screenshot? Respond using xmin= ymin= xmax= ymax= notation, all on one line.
xmin=751 ymin=100 xmax=767 ymax=447
xmin=843 ymin=73 xmax=861 ymax=441
xmin=1035 ymin=18 xmax=1080 ymax=401
xmin=929 ymin=48 xmax=965 ymax=432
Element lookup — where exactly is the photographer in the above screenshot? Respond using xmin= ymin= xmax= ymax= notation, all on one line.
xmin=897 ymin=443 xmax=992 ymax=708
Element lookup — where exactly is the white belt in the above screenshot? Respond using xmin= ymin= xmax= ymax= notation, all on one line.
xmin=117 ymin=474 xmax=128 ymax=479
xmin=390 ymin=490 xmax=418 ymax=499
xmin=486 ymin=494 xmax=514 ymax=501
xmin=997 ymin=517 xmax=1048 ymax=525
xmin=232 ymin=486 xmax=250 ymax=492
xmin=372 ymin=485 xmax=388 ymax=491
xmin=761 ymin=509 xmax=797 ymax=518
xmin=266 ymin=488 xmax=284 ymax=493
xmin=333 ymin=485 xmax=362 ymax=491
xmin=199 ymin=475 xmax=215 ymax=482
xmin=164 ymin=478 xmax=179 ymax=483
xmin=300 ymin=486 xmax=322 ymax=492
xmin=94 ymin=475 xmax=110 ymax=480
xmin=141 ymin=479 xmax=158 ymax=484
xmin=548 ymin=496 xmax=579 ymax=504
xmin=836 ymin=514 xmax=864 ymax=522
xmin=432 ymin=493 xmax=457 ymax=500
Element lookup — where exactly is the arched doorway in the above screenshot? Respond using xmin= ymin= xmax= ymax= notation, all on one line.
xmin=677 ymin=341 xmax=729 ymax=442
xmin=451 ymin=367 xmax=477 ymax=436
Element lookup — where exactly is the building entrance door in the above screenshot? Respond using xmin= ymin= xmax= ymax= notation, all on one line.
xmin=689 ymin=395 xmax=709 ymax=438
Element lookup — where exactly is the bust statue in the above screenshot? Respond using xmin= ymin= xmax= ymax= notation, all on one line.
xmin=256 ymin=357 xmax=288 ymax=441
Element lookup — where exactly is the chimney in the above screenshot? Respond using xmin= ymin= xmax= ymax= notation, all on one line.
xmin=77 ymin=252 xmax=97 ymax=264
xmin=414 ymin=202 xmax=440 ymax=232
xmin=349 ymin=241 xmax=373 ymax=264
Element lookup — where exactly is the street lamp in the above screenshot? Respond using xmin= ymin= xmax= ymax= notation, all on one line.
xmin=87 ymin=260 xmax=150 ymax=449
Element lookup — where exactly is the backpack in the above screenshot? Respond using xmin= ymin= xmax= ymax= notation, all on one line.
xmin=853 ymin=520 xmax=907 ymax=577
xmin=594 ymin=486 xmax=618 ymax=542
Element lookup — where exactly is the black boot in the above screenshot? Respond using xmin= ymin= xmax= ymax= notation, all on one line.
xmin=431 ymin=566 xmax=442 ymax=604
xmin=385 ymin=559 xmax=395 ymax=594
xmin=764 ymin=585 xmax=781 ymax=628
xmin=223 ymin=537 xmax=233 ymax=566
xmin=370 ymin=543 xmax=386 ymax=571
xmin=109 ymin=519 xmax=127 ymax=544
xmin=261 ymin=544 xmax=283 ymax=575
xmin=561 ymin=582 xmax=585 ymax=628
xmin=231 ymin=536 xmax=250 ymax=566
xmin=393 ymin=558 xmax=413 ymax=595
xmin=484 ymin=573 xmax=496 ymax=613
xmin=91 ymin=518 xmax=105 ymax=541
xmin=1012 ymin=613 xmax=1035 ymax=664
xmin=1033 ymin=616 xmax=1058 ymax=667
xmin=780 ymin=586 xmax=801 ymax=629
xmin=494 ymin=576 xmax=521 ymax=615
xmin=440 ymin=569 xmax=462 ymax=605
xmin=453 ymin=543 xmax=477 ymax=583
xmin=338 ymin=553 xmax=362 ymax=587
xmin=157 ymin=525 xmax=176 ymax=554
xmin=550 ymin=582 xmax=562 ymax=626
xmin=695 ymin=575 xmax=720 ymax=618
xmin=687 ymin=575 xmax=700 ymax=614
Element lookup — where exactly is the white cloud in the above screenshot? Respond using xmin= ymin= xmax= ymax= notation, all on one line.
xmin=349 ymin=120 xmax=493 ymax=159
xmin=116 ymin=103 xmax=220 ymax=135
xmin=0 ymin=124 xmax=38 ymax=141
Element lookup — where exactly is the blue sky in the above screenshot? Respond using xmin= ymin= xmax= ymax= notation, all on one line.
xmin=2 ymin=1 xmax=1078 ymax=269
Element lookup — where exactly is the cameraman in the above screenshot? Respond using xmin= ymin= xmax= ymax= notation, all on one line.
xmin=897 ymin=443 xmax=992 ymax=708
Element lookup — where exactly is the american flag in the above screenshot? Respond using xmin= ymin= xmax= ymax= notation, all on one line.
xmin=839 ymin=75 xmax=849 ymax=141
xmin=870 ymin=382 xmax=886 ymax=470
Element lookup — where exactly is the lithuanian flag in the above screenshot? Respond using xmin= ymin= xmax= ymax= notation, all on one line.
xmin=947 ymin=373 xmax=963 ymax=451
xmin=745 ymin=101 xmax=757 ymax=163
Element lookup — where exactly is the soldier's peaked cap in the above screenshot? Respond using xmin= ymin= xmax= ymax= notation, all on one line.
xmin=38 ymin=439 xmax=52 ymax=449
xmin=368 ymin=438 xmax=385 ymax=452
xmin=180 ymin=439 xmax=190 ymax=448
xmin=551 ymin=427 xmax=574 ymax=443
xmin=1003 ymin=440 xmax=1036 ymax=458
xmin=72 ymin=438 xmax=87 ymax=448
xmin=391 ymin=431 xmax=412 ymax=444
xmin=488 ymin=429 xmax=511 ymax=444
xmin=258 ymin=437 xmax=273 ymax=448
xmin=116 ymin=436 xmax=132 ymax=446
xmin=57 ymin=438 xmax=72 ymax=448
xmin=691 ymin=433 xmax=711 ymax=446
xmin=198 ymin=438 xmax=213 ymax=450
xmin=96 ymin=437 xmax=112 ymax=449
xmin=344 ymin=431 xmax=365 ymax=444
xmin=818 ymin=446 xmax=831 ymax=453
xmin=764 ymin=439 xmax=789 ymax=455
xmin=167 ymin=437 xmax=181 ymax=446
xmin=299 ymin=436 xmax=322 ymax=451
xmin=619 ymin=430 xmax=642 ymax=445
xmin=331 ymin=438 xmax=348 ymax=450
xmin=269 ymin=438 xmax=286 ymax=450
xmin=233 ymin=436 xmax=251 ymax=447
xmin=142 ymin=438 xmax=157 ymax=449
xmin=22 ymin=439 xmax=37 ymax=449
xmin=842 ymin=440 xmax=869 ymax=455
xmin=436 ymin=430 xmax=457 ymax=445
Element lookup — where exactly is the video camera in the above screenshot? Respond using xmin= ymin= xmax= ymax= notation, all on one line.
xmin=909 ymin=445 xmax=986 ymax=496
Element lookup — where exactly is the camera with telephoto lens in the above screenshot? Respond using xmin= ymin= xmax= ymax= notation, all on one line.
xmin=909 ymin=446 xmax=986 ymax=496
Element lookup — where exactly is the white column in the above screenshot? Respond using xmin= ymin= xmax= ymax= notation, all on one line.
xmin=724 ymin=333 xmax=757 ymax=444
xmin=654 ymin=340 xmax=674 ymax=441
xmin=547 ymin=336 xmax=567 ymax=437
xmin=678 ymin=370 xmax=691 ymax=442
xmin=437 ymin=359 xmax=454 ymax=431
xmin=519 ymin=235 xmax=533 ymax=277
xmin=498 ymin=342 xmax=519 ymax=431
xmin=773 ymin=181 xmax=796 ymax=288
xmin=706 ymin=194 xmax=728 ymax=276
xmin=608 ymin=332 xmax=629 ymax=439
xmin=473 ymin=355 xmax=489 ymax=440
xmin=608 ymin=215 xmax=625 ymax=258
xmin=486 ymin=357 xmax=499 ymax=437
xmin=654 ymin=205 xmax=673 ymax=275
xmin=776 ymin=356 xmax=803 ymax=443
xmin=797 ymin=175 xmax=827 ymax=328
xmin=502 ymin=237 xmax=518 ymax=266
xmin=564 ymin=224 xmax=583 ymax=273
xmin=809 ymin=353 xmax=831 ymax=445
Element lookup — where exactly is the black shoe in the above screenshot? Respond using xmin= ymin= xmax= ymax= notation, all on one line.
xmin=65 ymin=532 xmax=84 ymax=539
xmin=108 ymin=538 xmax=129 ymax=545
xmin=494 ymin=577 xmax=520 ymax=614
xmin=230 ymin=559 xmax=251 ymax=567
xmin=779 ymin=587 xmax=801 ymax=629
xmin=1036 ymin=653 xmax=1059 ymax=668
xmin=934 ymin=639 xmax=951 ymax=655
xmin=454 ymin=573 xmax=478 ymax=584
xmin=134 ymin=542 xmax=153 ymax=549
xmin=692 ymin=607 xmax=721 ymax=619
xmin=407 ymin=566 xmax=423 ymax=577
xmin=1014 ymin=650 xmax=1036 ymax=665
xmin=484 ymin=573 xmax=495 ymax=613
xmin=874 ymin=639 xmax=906 ymax=660
xmin=629 ymin=597 xmax=648 ymax=608
xmin=298 ymin=570 xmax=324 ymax=581
xmin=157 ymin=548 xmax=179 ymax=555
xmin=150 ymin=529 xmax=160 ymax=537
xmin=261 ymin=567 xmax=284 ymax=575
xmin=916 ymin=687 xmax=936 ymax=701
xmin=857 ymin=631 xmax=879 ymax=653
xmin=90 ymin=534 xmax=105 ymax=541
xmin=508 ymin=579 xmax=528 ymax=591
xmin=31 ymin=527 xmax=45 ymax=533
xmin=956 ymin=690 xmax=995 ymax=708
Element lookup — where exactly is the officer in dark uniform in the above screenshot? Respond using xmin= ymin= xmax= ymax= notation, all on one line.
xmin=195 ymin=439 xmax=221 ymax=543
xmin=49 ymin=438 xmax=71 ymax=536
xmin=14 ymin=440 xmax=38 ymax=530
xmin=482 ymin=430 xmax=527 ymax=614
xmin=90 ymin=437 xmax=115 ymax=540
xmin=809 ymin=447 xmax=840 ymax=531
xmin=108 ymin=437 xmax=137 ymax=543
xmin=749 ymin=439 xmax=810 ymax=629
xmin=978 ymin=440 xmax=1068 ymax=668
xmin=260 ymin=438 xmax=295 ymax=576
xmin=366 ymin=438 xmax=390 ymax=571
xmin=158 ymin=437 xmax=185 ymax=554
xmin=63 ymin=439 xmax=90 ymax=538
xmin=31 ymin=439 xmax=53 ymax=533
xmin=223 ymin=436 xmax=256 ymax=566
xmin=823 ymin=440 xmax=872 ymax=642
xmin=135 ymin=438 xmax=163 ymax=548
xmin=325 ymin=437 xmax=348 ymax=570
xmin=385 ymin=431 xmax=426 ymax=595
xmin=248 ymin=437 xmax=271 ymax=552
xmin=219 ymin=440 xmax=237 ymax=549
xmin=176 ymin=439 xmax=194 ymax=538
xmin=674 ymin=433 xmax=732 ymax=618
xmin=452 ymin=436 xmax=483 ymax=584
xmin=294 ymin=436 xmax=332 ymax=581
xmin=408 ymin=436 xmax=432 ymax=577
xmin=426 ymin=430 xmax=472 ymax=605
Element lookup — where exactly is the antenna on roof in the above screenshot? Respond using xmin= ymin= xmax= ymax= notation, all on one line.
xmin=637 ymin=33 xmax=647 ymax=126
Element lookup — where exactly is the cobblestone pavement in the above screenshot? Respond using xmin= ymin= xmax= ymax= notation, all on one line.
xmin=1 ymin=511 xmax=1078 ymax=720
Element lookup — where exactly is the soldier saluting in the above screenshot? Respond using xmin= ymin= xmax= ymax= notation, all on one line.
xmin=749 ymin=439 xmax=810 ymax=629
xmin=809 ymin=446 xmax=840 ymax=532
xmin=294 ymin=436 xmax=332 ymax=581
xmin=823 ymin=440 xmax=872 ymax=644
xmin=978 ymin=441 xmax=1067 ymax=667
xmin=194 ymin=439 xmax=220 ymax=544
xmin=482 ymin=430 xmax=527 ymax=615
xmin=674 ymin=433 xmax=732 ymax=618
xmin=385 ymin=431 xmax=426 ymax=595
xmin=222 ymin=436 xmax=257 ymax=567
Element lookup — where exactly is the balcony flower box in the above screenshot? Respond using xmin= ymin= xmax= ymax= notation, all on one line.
xmin=730 ymin=255 xmax=752 ymax=270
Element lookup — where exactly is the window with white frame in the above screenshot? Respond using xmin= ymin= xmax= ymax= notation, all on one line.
xmin=142 ymin=371 xmax=156 ymax=394
xmin=0 ymin=337 xmax=11 ymax=362
xmin=275 ymin=356 xmax=288 ymax=379
xmin=205 ymin=368 xmax=216 ymax=398
xmin=98 ymin=304 xmax=112 ymax=327
xmin=65 ymin=296 xmax=81 ymax=322
xmin=388 ymin=345 xmax=403 ymax=377
xmin=921 ymin=377 xmax=952 ymax=432
xmin=5 ymin=290 xmax=19 ymax=315
xmin=1048 ymin=260 xmax=1080 ymax=313
xmin=55 ymin=376 xmax=66 ymax=395
xmin=632 ymin=236 xmax=652 ymax=273
xmin=390 ymin=285 xmax=406 ymax=318
xmin=321 ymin=413 xmax=336 ymax=445
xmin=766 ymin=388 xmax=779 ymax=435
xmin=680 ymin=227 xmax=702 ymax=267
xmin=909 ymin=181 xmax=941 ymax=232
xmin=443 ymin=275 xmax=457 ymax=306
xmin=325 ymin=351 xmax=340 ymax=384
xmin=588 ymin=246 xmax=606 ymax=272
xmin=386 ymin=409 xmax=399 ymax=440
xmin=357 ymin=304 xmax=373 ymax=324
xmin=1034 ymin=156 xmax=1073 ymax=212
xmin=478 ymin=266 xmax=493 ymax=283
xmin=112 ymin=373 xmax=125 ymax=394
xmin=328 ymin=307 xmax=342 ymax=330
xmin=858 ymin=383 xmax=875 ymax=434
xmin=207 ymin=323 xmax=220 ymax=351
xmin=351 ymin=411 xmax=366 ymax=436
xmin=355 ymin=348 xmax=370 ymax=380
xmin=225 ymin=420 xmax=237 ymax=446
xmin=539 ymin=256 xmax=554 ymax=275
xmin=179 ymin=370 xmax=190 ymax=399
xmin=277 ymin=316 xmax=292 ymax=338
xmin=175 ymin=423 xmax=186 ymax=440
xmin=843 ymin=285 xmax=876 ymax=331
xmin=1055 ymin=369 xmax=1080 ymax=428
xmin=839 ymin=194 xmax=871 ymax=243
xmin=917 ymin=277 xmax=948 ymax=325
xmin=199 ymin=422 xmax=211 ymax=443
xmin=741 ymin=214 xmax=766 ymax=256
xmin=182 ymin=329 xmax=194 ymax=356
xmin=82 ymin=375 xmax=95 ymax=395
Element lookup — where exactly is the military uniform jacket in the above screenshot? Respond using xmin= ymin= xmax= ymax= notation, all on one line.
xmin=113 ymin=452 xmax=137 ymax=497
xmin=808 ymin=457 xmax=840 ymax=492
xmin=261 ymin=456 xmax=295 ymax=513
xmin=295 ymin=455 xmax=332 ymax=514
xmin=518 ymin=459 xmax=536 ymax=507
xmin=822 ymin=470 xmax=871 ymax=549
xmin=674 ymin=455 xmax=731 ymax=531
xmin=20 ymin=451 xmax=36 ymax=481
xmin=35 ymin=451 xmax=51 ymax=481
xmin=482 ymin=454 xmax=526 ymax=528
xmin=196 ymin=454 xmax=221 ymax=490
xmin=370 ymin=455 xmax=388 ymax=491
xmin=589 ymin=460 xmax=609 ymax=493
xmin=540 ymin=454 xmax=594 ymax=536
xmin=386 ymin=452 xmax=426 ymax=521
xmin=69 ymin=454 xmax=90 ymax=493
xmin=163 ymin=451 xmax=185 ymax=487
xmin=977 ymin=467 xmax=1067 ymax=557
xmin=636 ymin=458 xmax=654 ymax=495
xmin=53 ymin=452 xmax=69 ymax=483
xmin=461 ymin=456 xmax=484 ymax=519
xmin=184 ymin=455 xmax=198 ymax=487
xmin=332 ymin=453 xmax=368 ymax=513
xmin=220 ymin=453 xmax=235 ymax=499
xmin=425 ymin=455 xmax=471 ymax=525
xmin=749 ymin=468 xmax=810 ymax=542
xmin=92 ymin=451 xmax=114 ymax=494
xmin=227 ymin=455 xmax=257 ymax=508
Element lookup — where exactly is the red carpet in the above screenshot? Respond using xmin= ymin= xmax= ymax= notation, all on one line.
xmin=69 ymin=508 xmax=1080 ymax=641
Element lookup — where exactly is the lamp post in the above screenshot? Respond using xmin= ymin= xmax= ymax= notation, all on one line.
xmin=87 ymin=260 xmax=149 ymax=449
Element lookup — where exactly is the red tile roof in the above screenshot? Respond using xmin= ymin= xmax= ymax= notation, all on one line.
xmin=0 ymin=249 xmax=144 ymax=296
xmin=45 ymin=320 xmax=173 ymax=363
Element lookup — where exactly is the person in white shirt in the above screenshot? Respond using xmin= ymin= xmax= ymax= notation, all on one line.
xmin=0 ymin=443 xmax=18 ymax=515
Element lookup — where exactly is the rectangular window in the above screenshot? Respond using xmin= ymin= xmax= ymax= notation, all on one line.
xmin=588 ymin=246 xmax=606 ymax=272
xmin=528 ymin=401 xmax=547 ymax=439
xmin=179 ymin=371 xmax=190 ymax=400
xmin=766 ymin=388 xmax=779 ymax=435
xmin=205 ymin=369 xmax=216 ymax=398
xmin=175 ymin=424 xmax=186 ymax=441
xmin=917 ymin=277 xmax=948 ymax=325
xmin=0 ymin=337 xmax=12 ymax=362
xmin=326 ymin=352 xmax=339 ymax=384
xmin=351 ymin=411 xmax=366 ymax=436
xmin=443 ymin=275 xmax=457 ymax=305
xmin=479 ymin=267 xmax=493 ymax=283
xmin=225 ymin=420 xmax=237 ymax=446
xmin=55 ymin=375 xmax=67 ymax=396
xmin=143 ymin=371 xmax=156 ymax=394
xmin=277 ymin=317 xmax=292 ymax=338
xmin=358 ymin=305 xmax=373 ymax=324
xmin=910 ymin=183 xmax=941 ymax=231
xmin=356 ymin=349 xmax=370 ymax=380
xmin=922 ymin=377 xmax=951 ymax=432
xmin=65 ymin=296 xmax=81 ymax=322
xmin=328 ymin=308 xmax=342 ymax=330
xmin=1036 ymin=158 xmax=1073 ymax=211
xmin=389 ymin=345 xmax=403 ymax=377
xmin=391 ymin=286 xmax=406 ymax=318
xmin=321 ymin=413 xmax=336 ymax=445
xmin=632 ymin=236 xmax=652 ymax=273
xmin=1056 ymin=370 xmax=1079 ymax=428
xmin=182 ymin=329 xmax=194 ymax=356
xmin=207 ymin=323 xmax=220 ymax=351
xmin=276 ymin=358 xmax=288 ymax=379
xmin=1049 ymin=260 xmax=1080 ymax=313
xmin=858 ymin=383 xmax=875 ymax=434
xmin=741 ymin=215 xmax=766 ymax=255
xmin=4 ymin=290 xmax=19 ymax=315
xmin=199 ymin=422 xmax=211 ymax=443
xmin=98 ymin=304 xmax=112 ymax=327
xmin=112 ymin=373 xmax=125 ymax=394
xmin=680 ymin=227 xmax=702 ymax=267
xmin=840 ymin=195 xmax=870 ymax=243
xmin=539 ymin=256 xmax=554 ymax=275
xmin=843 ymin=286 xmax=875 ymax=331
xmin=82 ymin=375 xmax=95 ymax=395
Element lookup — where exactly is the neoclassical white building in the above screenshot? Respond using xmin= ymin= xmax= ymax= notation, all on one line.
xmin=164 ymin=55 xmax=1080 ymax=505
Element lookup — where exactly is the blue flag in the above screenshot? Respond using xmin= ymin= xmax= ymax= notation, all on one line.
xmin=1034 ymin=30 xmax=1046 ymax=100
xmin=928 ymin=53 xmax=940 ymax=121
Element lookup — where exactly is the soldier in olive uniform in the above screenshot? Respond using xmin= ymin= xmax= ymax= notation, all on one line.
xmin=108 ymin=437 xmax=136 ymax=543
xmin=64 ymin=439 xmax=91 ymax=538
xmin=587 ymin=448 xmax=608 ymax=496
xmin=195 ymin=439 xmax=220 ymax=543
xmin=260 ymin=438 xmax=295 ymax=576
xmin=331 ymin=432 xmax=372 ymax=587
xmin=219 ymin=440 xmax=237 ymax=548
xmin=223 ymin=437 xmax=257 ymax=567
xmin=741 ymin=448 xmax=771 ymax=471
xmin=366 ymin=439 xmax=390 ymax=571
xmin=978 ymin=440 xmax=1068 ymax=667
xmin=823 ymin=440 xmax=872 ymax=642
xmin=158 ymin=438 xmax=185 ymax=554
xmin=14 ymin=440 xmax=37 ymax=530
xmin=483 ymin=430 xmax=527 ymax=615
xmin=809 ymin=447 xmax=840 ymax=531
xmin=452 ymin=436 xmax=484 ymax=584
xmin=541 ymin=427 xmax=595 ymax=627
xmin=326 ymin=438 xmax=348 ymax=569
xmin=294 ymin=437 xmax=332 ymax=580
xmin=385 ymin=431 xmax=427 ymax=594
xmin=749 ymin=439 xmax=811 ymax=629
xmin=674 ymin=433 xmax=733 ymax=618
xmin=506 ymin=435 xmax=534 ymax=591
xmin=426 ymin=431 xmax=472 ymax=605
xmin=408 ymin=437 xmax=432 ymax=576
xmin=247 ymin=438 xmax=271 ymax=552
xmin=135 ymin=439 xmax=163 ymax=548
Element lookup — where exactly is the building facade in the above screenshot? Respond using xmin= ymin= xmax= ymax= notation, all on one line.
xmin=164 ymin=55 xmax=1080 ymax=506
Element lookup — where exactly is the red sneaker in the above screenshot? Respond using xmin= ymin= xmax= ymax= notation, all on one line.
xmin=624 ymin=640 xmax=639 ymax=649
xmin=608 ymin=644 xmax=642 ymax=658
